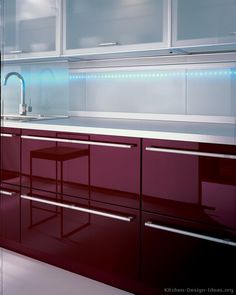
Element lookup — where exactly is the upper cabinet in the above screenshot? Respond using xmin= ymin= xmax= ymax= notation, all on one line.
xmin=172 ymin=0 xmax=236 ymax=50
xmin=63 ymin=0 xmax=170 ymax=56
xmin=3 ymin=0 xmax=61 ymax=60
xmin=3 ymin=0 xmax=236 ymax=61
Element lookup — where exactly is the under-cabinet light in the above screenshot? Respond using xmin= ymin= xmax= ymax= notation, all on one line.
xmin=69 ymin=69 xmax=236 ymax=80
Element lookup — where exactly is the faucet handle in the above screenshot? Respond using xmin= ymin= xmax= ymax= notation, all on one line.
xmin=28 ymin=98 xmax=32 ymax=112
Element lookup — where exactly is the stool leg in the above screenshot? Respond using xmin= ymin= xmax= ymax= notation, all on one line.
xmin=56 ymin=160 xmax=58 ymax=202
xmin=60 ymin=160 xmax=64 ymax=237
xmin=88 ymin=146 xmax=91 ymax=224
xmin=56 ymin=160 xmax=60 ymax=214
xmin=30 ymin=156 xmax=33 ymax=227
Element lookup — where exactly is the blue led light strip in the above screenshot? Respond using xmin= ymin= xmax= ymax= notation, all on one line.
xmin=69 ymin=70 xmax=236 ymax=80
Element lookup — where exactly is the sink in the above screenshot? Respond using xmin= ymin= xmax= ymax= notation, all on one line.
xmin=1 ymin=114 xmax=69 ymax=122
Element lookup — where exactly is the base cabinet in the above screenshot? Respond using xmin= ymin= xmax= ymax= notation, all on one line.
xmin=141 ymin=211 xmax=236 ymax=294
xmin=1 ymin=127 xmax=236 ymax=294
xmin=20 ymin=190 xmax=140 ymax=292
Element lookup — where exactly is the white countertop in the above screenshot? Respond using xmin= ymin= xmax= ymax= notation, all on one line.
xmin=2 ymin=116 xmax=236 ymax=145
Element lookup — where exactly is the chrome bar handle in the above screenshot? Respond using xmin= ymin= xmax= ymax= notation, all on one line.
xmin=21 ymin=135 xmax=134 ymax=149
xmin=0 ymin=190 xmax=16 ymax=196
xmin=145 ymin=221 xmax=236 ymax=247
xmin=21 ymin=195 xmax=134 ymax=222
xmin=0 ymin=133 xmax=13 ymax=137
xmin=98 ymin=42 xmax=120 ymax=47
xmin=8 ymin=50 xmax=23 ymax=54
xmin=145 ymin=147 xmax=236 ymax=160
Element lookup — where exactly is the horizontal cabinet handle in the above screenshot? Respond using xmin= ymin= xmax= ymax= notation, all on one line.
xmin=145 ymin=221 xmax=236 ymax=247
xmin=21 ymin=195 xmax=134 ymax=222
xmin=8 ymin=50 xmax=23 ymax=54
xmin=98 ymin=42 xmax=120 ymax=47
xmin=0 ymin=133 xmax=14 ymax=137
xmin=145 ymin=147 xmax=236 ymax=160
xmin=0 ymin=190 xmax=16 ymax=196
xmin=21 ymin=135 xmax=134 ymax=149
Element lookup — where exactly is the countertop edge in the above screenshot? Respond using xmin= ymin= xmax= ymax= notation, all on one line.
xmin=2 ymin=121 xmax=235 ymax=145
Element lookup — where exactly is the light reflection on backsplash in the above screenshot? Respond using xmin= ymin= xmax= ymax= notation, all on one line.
xmin=2 ymin=62 xmax=69 ymax=116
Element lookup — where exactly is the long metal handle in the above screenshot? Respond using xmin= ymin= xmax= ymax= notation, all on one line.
xmin=145 ymin=221 xmax=236 ymax=247
xmin=0 ymin=133 xmax=13 ymax=137
xmin=8 ymin=50 xmax=23 ymax=54
xmin=0 ymin=190 xmax=15 ymax=196
xmin=21 ymin=135 xmax=134 ymax=149
xmin=21 ymin=195 xmax=134 ymax=222
xmin=98 ymin=42 xmax=119 ymax=47
xmin=146 ymin=147 xmax=236 ymax=160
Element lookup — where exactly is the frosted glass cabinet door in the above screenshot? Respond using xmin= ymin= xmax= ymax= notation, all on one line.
xmin=3 ymin=0 xmax=60 ymax=59
xmin=64 ymin=0 xmax=168 ymax=55
xmin=172 ymin=0 xmax=236 ymax=46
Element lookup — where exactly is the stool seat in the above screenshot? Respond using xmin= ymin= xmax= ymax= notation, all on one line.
xmin=30 ymin=146 xmax=89 ymax=162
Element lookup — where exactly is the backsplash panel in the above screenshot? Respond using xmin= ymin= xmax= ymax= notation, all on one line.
xmin=186 ymin=70 xmax=232 ymax=116
xmin=2 ymin=62 xmax=69 ymax=116
xmin=69 ymin=66 xmax=236 ymax=120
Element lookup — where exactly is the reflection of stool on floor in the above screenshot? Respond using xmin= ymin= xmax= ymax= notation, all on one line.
xmin=29 ymin=146 xmax=90 ymax=238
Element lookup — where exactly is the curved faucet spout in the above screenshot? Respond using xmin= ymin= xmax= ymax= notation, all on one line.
xmin=4 ymin=72 xmax=27 ymax=115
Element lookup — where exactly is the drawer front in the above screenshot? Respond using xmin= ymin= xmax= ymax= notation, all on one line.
xmin=21 ymin=130 xmax=140 ymax=209
xmin=142 ymin=138 xmax=236 ymax=229
xmin=141 ymin=211 xmax=236 ymax=294
xmin=0 ymin=184 xmax=20 ymax=243
xmin=20 ymin=188 xmax=140 ymax=292
xmin=1 ymin=128 xmax=21 ymax=186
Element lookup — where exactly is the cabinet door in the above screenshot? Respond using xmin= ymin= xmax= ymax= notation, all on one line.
xmin=3 ymin=0 xmax=60 ymax=59
xmin=172 ymin=0 xmax=236 ymax=48
xmin=90 ymin=135 xmax=140 ymax=209
xmin=0 ymin=184 xmax=20 ymax=244
xmin=141 ymin=211 xmax=236 ymax=294
xmin=20 ymin=190 xmax=139 ymax=293
xmin=0 ymin=128 xmax=21 ymax=186
xmin=142 ymin=139 xmax=236 ymax=229
xmin=64 ymin=0 xmax=169 ymax=55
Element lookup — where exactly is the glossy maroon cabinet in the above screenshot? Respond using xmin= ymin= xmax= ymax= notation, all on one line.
xmin=0 ymin=184 xmax=20 ymax=244
xmin=20 ymin=189 xmax=140 ymax=292
xmin=3 ymin=125 xmax=236 ymax=294
xmin=89 ymin=135 xmax=140 ymax=208
xmin=0 ymin=127 xmax=21 ymax=186
xmin=142 ymin=138 xmax=236 ymax=230
xmin=141 ymin=211 xmax=236 ymax=294
xmin=21 ymin=129 xmax=140 ymax=209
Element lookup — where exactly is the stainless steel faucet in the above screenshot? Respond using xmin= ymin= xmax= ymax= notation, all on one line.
xmin=3 ymin=71 xmax=29 ymax=116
